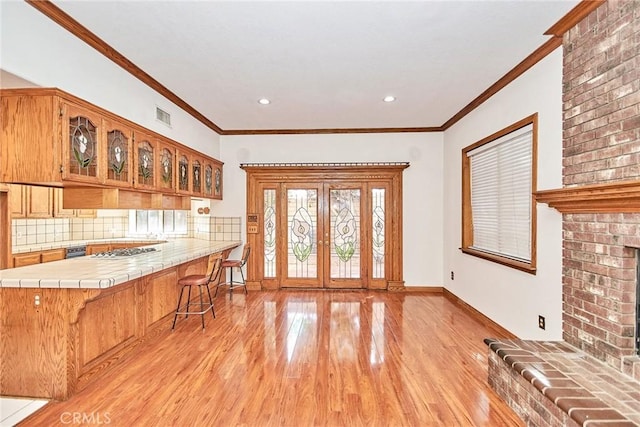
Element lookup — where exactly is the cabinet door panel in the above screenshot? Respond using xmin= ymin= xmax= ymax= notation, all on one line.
xmin=8 ymin=184 xmax=26 ymax=218
xmin=134 ymin=131 xmax=156 ymax=190
xmin=61 ymin=102 xmax=103 ymax=184
xmin=13 ymin=253 xmax=41 ymax=268
xmin=104 ymin=119 xmax=133 ymax=187
xmin=26 ymin=186 xmax=53 ymax=218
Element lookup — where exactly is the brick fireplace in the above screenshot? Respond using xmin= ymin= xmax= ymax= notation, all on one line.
xmin=553 ymin=0 xmax=640 ymax=379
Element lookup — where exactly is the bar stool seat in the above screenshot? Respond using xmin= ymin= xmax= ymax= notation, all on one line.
xmin=216 ymin=244 xmax=250 ymax=297
xmin=172 ymin=253 xmax=222 ymax=330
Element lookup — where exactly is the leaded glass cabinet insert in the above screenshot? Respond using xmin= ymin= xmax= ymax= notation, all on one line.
xmin=68 ymin=115 xmax=98 ymax=178
xmin=159 ymin=147 xmax=174 ymax=190
xmin=204 ymin=164 xmax=213 ymax=196
xmin=137 ymin=140 xmax=154 ymax=186
xmin=107 ymin=129 xmax=129 ymax=183
xmin=192 ymin=159 xmax=202 ymax=194
xmin=178 ymin=155 xmax=189 ymax=192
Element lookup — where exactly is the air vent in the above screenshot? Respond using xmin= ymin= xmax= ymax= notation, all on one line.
xmin=156 ymin=107 xmax=171 ymax=126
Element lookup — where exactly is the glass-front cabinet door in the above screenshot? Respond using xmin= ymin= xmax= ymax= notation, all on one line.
xmin=103 ymin=118 xmax=132 ymax=187
xmin=213 ymin=161 xmax=223 ymax=200
xmin=203 ymin=161 xmax=214 ymax=198
xmin=133 ymin=131 xmax=156 ymax=190
xmin=61 ymin=102 xmax=102 ymax=184
xmin=177 ymin=152 xmax=190 ymax=194
xmin=192 ymin=156 xmax=203 ymax=196
xmin=157 ymin=142 xmax=176 ymax=193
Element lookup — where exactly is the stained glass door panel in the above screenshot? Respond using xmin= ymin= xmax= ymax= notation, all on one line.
xmin=281 ymin=185 xmax=323 ymax=288
xmin=327 ymin=186 xmax=363 ymax=288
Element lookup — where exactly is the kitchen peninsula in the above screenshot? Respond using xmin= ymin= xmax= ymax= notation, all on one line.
xmin=0 ymin=239 xmax=240 ymax=400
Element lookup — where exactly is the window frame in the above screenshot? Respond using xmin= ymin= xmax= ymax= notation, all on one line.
xmin=128 ymin=209 xmax=188 ymax=237
xmin=461 ymin=113 xmax=538 ymax=274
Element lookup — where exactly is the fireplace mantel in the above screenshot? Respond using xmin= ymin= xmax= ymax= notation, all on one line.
xmin=535 ymin=180 xmax=640 ymax=213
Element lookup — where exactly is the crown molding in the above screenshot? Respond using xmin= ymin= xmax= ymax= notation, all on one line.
xmin=26 ymin=0 xmax=596 ymax=136
xmin=25 ymin=0 xmax=224 ymax=135
xmin=544 ymin=0 xmax=606 ymax=37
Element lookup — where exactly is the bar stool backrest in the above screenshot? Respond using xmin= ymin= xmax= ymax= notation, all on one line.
xmin=239 ymin=244 xmax=251 ymax=267
xmin=206 ymin=254 xmax=223 ymax=283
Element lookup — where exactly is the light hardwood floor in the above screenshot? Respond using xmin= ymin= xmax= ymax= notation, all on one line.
xmin=20 ymin=290 xmax=523 ymax=426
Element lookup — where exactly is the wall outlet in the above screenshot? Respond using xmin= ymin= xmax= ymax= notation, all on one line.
xmin=538 ymin=315 xmax=546 ymax=330
xmin=450 ymin=271 xmax=454 ymax=280
xmin=34 ymin=293 xmax=41 ymax=308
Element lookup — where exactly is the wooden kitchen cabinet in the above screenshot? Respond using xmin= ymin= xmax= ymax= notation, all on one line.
xmin=86 ymin=243 xmax=112 ymax=255
xmin=61 ymin=102 xmax=103 ymax=184
xmin=9 ymin=184 xmax=53 ymax=218
xmin=176 ymin=151 xmax=190 ymax=194
xmin=8 ymin=184 xmax=26 ymax=218
xmin=191 ymin=155 xmax=203 ymax=196
xmin=103 ymin=117 xmax=133 ymax=188
xmin=157 ymin=140 xmax=176 ymax=193
xmin=134 ymin=130 xmax=157 ymax=191
xmin=13 ymin=252 xmax=42 ymax=268
xmin=40 ymin=248 xmax=66 ymax=263
xmin=213 ymin=160 xmax=223 ymax=200
xmin=13 ymin=248 xmax=66 ymax=268
xmin=1 ymin=88 xmax=224 ymax=201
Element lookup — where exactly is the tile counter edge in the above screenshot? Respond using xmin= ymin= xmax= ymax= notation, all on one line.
xmin=0 ymin=239 xmax=242 ymax=289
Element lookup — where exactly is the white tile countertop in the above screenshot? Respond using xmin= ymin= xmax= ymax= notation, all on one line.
xmin=0 ymin=239 xmax=241 ymax=289
xmin=11 ymin=237 xmax=162 ymax=254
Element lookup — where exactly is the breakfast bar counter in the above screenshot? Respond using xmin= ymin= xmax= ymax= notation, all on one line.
xmin=1 ymin=239 xmax=241 ymax=288
xmin=0 ymin=239 xmax=241 ymax=400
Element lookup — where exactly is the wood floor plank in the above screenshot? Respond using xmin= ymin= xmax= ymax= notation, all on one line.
xmin=17 ymin=290 xmax=523 ymax=426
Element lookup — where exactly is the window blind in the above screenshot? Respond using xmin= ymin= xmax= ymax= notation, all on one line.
xmin=467 ymin=124 xmax=533 ymax=262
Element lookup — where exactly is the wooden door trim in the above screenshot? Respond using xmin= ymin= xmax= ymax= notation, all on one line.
xmin=242 ymin=163 xmax=408 ymax=290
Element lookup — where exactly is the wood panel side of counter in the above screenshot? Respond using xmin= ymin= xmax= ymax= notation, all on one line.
xmin=0 ymin=255 xmax=209 ymax=400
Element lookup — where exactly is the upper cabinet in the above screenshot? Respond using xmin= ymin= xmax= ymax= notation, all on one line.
xmin=157 ymin=140 xmax=176 ymax=193
xmin=133 ymin=131 xmax=157 ymax=191
xmin=103 ymin=118 xmax=133 ymax=188
xmin=0 ymin=88 xmax=224 ymax=200
xmin=177 ymin=151 xmax=190 ymax=195
xmin=61 ymin=102 xmax=102 ymax=184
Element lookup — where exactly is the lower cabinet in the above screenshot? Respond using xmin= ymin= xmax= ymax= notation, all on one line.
xmin=0 ymin=254 xmax=209 ymax=400
xmin=13 ymin=248 xmax=66 ymax=268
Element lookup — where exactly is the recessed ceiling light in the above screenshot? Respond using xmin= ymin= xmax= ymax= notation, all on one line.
xmin=383 ymin=96 xmax=396 ymax=103
xmin=258 ymin=98 xmax=271 ymax=105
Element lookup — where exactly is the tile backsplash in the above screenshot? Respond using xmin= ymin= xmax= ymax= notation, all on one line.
xmin=12 ymin=213 xmax=241 ymax=248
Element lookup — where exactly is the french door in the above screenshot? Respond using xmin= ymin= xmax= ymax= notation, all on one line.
xmin=280 ymin=182 xmax=364 ymax=289
xmin=243 ymin=163 xmax=407 ymax=291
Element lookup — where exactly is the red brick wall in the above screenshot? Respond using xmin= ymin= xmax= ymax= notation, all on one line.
xmin=562 ymin=0 xmax=640 ymax=373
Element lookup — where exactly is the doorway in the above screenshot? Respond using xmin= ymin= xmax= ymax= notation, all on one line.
xmin=242 ymin=163 xmax=408 ymax=290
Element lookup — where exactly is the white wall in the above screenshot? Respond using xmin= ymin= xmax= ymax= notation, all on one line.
xmin=443 ymin=49 xmax=564 ymax=339
xmin=219 ymin=133 xmax=444 ymax=287
xmin=0 ymin=1 xmax=220 ymax=157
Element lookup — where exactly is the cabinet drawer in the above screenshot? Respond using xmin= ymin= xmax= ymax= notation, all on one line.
xmin=13 ymin=253 xmax=42 ymax=268
xmin=41 ymin=248 xmax=66 ymax=263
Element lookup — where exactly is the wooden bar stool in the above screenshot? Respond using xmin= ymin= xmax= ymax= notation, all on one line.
xmin=172 ymin=253 xmax=222 ymax=330
xmin=216 ymin=244 xmax=250 ymax=297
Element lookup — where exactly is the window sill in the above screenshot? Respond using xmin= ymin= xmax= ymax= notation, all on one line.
xmin=460 ymin=247 xmax=536 ymax=274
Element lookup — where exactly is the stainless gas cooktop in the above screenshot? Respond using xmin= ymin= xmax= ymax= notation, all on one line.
xmin=92 ymin=247 xmax=157 ymax=258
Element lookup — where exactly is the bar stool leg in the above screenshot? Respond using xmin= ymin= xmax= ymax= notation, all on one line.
xmin=198 ymin=285 xmax=205 ymax=330
xmin=185 ymin=287 xmax=192 ymax=318
xmin=240 ymin=268 xmax=247 ymax=295
xmin=172 ymin=286 xmax=185 ymax=330
xmin=206 ymin=285 xmax=216 ymax=319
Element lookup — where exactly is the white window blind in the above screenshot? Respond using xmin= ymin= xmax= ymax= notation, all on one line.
xmin=467 ymin=124 xmax=533 ymax=262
